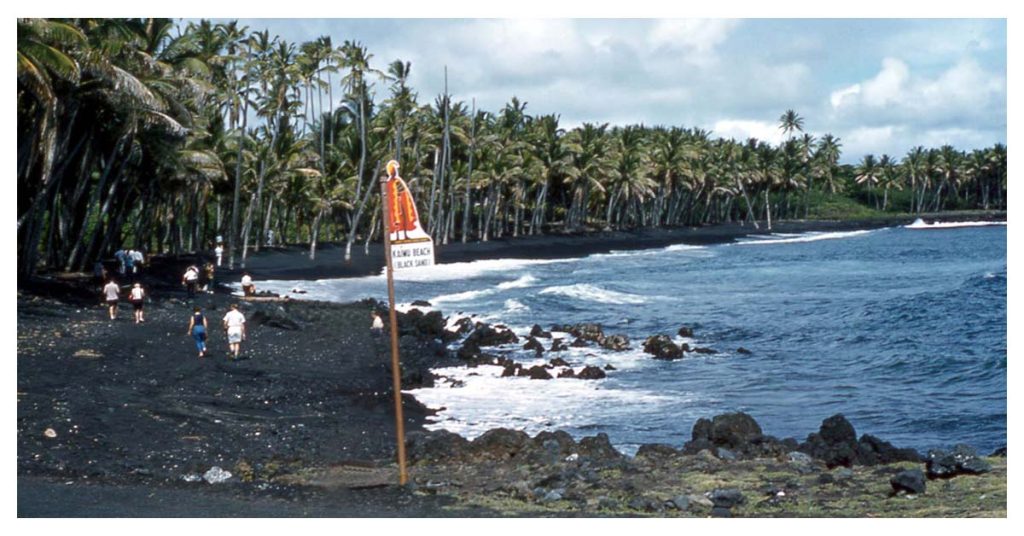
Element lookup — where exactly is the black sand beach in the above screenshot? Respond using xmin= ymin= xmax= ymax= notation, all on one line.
xmin=17 ymin=214 xmax=1007 ymax=517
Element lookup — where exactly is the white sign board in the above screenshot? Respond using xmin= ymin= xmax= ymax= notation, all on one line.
xmin=390 ymin=240 xmax=435 ymax=271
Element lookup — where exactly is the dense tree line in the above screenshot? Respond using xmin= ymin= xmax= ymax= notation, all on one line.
xmin=17 ymin=18 xmax=1008 ymax=277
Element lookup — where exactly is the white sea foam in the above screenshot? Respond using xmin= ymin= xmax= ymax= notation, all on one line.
xmin=538 ymin=283 xmax=647 ymax=305
xmin=504 ymin=299 xmax=529 ymax=313
xmin=407 ymin=364 xmax=677 ymax=441
xmin=497 ymin=274 xmax=539 ymax=290
xmin=390 ymin=258 xmax=565 ymax=282
xmin=663 ymin=244 xmax=708 ymax=252
xmin=906 ymin=219 xmax=1006 ymax=230
xmin=734 ymin=230 xmax=874 ymax=246
xmin=430 ymin=288 xmax=495 ymax=305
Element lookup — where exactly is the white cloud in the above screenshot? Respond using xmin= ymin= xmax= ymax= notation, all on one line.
xmin=842 ymin=126 xmax=897 ymax=157
xmin=829 ymin=57 xmax=1004 ymax=124
xmin=710 ymin=119 xmax=785 ymax=145
xmin=647 ymin=19 xmax=738 ymax=65
xmin=860 ymin=57 xmax=909 ymax=107
xmin=830 ymin=84 xmax=861 ymax=109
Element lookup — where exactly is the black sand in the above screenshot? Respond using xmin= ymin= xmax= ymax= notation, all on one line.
xmin=17 ymin=213 xmax=1007 ymax=517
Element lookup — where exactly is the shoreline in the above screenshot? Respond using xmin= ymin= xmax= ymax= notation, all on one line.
xmin=17 ymin=212 xmax=1008 ymax=517
xmin=228 ymin=212 xmax=1006 ymax=283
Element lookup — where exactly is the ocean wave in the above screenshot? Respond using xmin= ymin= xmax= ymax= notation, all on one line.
xmin=497 ymin=274 xmax=539 ymax=290
xmin=504 ymin=299 xmax=529 ymax=313
xmin=391 ymin=258 xmax=566 ymax=282
xmin=905 ymin=219 xmax=1006 ymax=230
xmin=663 ymin=244 xmax=708 ymax=252
xmin=538 ymin=283 xmax=648 ymax=305
xmin=430 ymin=288 xmax=495 ymax=304
xmin=734 ymin=230 xmax=874 ymax=246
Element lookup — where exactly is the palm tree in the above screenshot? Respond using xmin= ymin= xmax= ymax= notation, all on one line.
xmin=855 ymin=154 xmax=881 ymax=209
xmin=778 ymin=109 xmax=804 ymax=139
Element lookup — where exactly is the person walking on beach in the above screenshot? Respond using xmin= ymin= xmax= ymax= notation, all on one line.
xmin=182 ymin=265 xmax=199 ymax=298
xmin=222 ymin=304 xmax=246 ymax=359
xmin=204 ymin=263 xmax=216 ymax=294
xmin=131 ymin=249 xmax=144 ymax=274
xmin=241 ymin=273 xmax=255 ymax=297
xmin=214 ymin=243 xmax=224 ymax=267
xmin=129 ymin=283 xmax=146 ymax=324
xmin=102 ymin=279 xmax=120 ymax=320
xmin=186 ymin=306 xmax=208 ymax=358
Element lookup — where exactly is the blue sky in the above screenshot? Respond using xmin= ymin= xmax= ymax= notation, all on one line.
xmin=197 ymin=17 xmax=1006 ymax=164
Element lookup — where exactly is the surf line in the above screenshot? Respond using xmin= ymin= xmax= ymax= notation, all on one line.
xmin=379 ymin=159 xmax=436 ymax=485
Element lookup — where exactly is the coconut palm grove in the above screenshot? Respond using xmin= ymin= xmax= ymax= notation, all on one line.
xmin=17 ymin=18 xmax=1008 ymax=278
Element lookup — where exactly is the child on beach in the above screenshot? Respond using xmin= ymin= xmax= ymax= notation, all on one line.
xmin=222 ymin=304 xmax=246 ymax=359
xmin=187 ymin=306 xmax=208 ymax=358
xmin=129 ymin=283 xmax=146 ymax=324
xmin=102 ymin=279 xmax=120 ymax=320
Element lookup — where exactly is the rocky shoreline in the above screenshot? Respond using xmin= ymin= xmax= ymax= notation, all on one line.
xmin=17 ymin=214 xmax=1008 ymax=517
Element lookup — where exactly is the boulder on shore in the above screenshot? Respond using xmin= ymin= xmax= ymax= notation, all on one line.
xmin=926 ymin=444 xmax=992 ymax=479
xmin=891 ymin=469 xmax=927 ymax=495
xmin=599 ymin=334 xmax=630 ymax=351
xmin=642 ymin=335 xmax=683 ymax=360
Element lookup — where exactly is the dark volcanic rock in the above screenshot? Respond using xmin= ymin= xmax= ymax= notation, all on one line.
xmin=677 ymin=326 xmax=694 ymax=338
xmin=683 ymin=412 xmax=765 ymax=457
xmin=635 ymin=443 xmax=679 ymax=460
xmin=248 ymin=307 xmax=301 ymax=330
xmin=557 ymin=368 xmax=575 ymax=378
xmin=599 ymin=334 xmax=630 ymax=351
xmin=570 ymin=338 xmax=589 ymax=348
xmin=926 ymin=445 xmax=992 ymax=479
xmin=452 ymin=317 xmax=475 ymax=335
xmin=736 ymin=347 xmax=753 ymax=355
xmin=550 ymin=339 xmax=568 ymax=352
xmin=690 ymin=346 xmax=718 ymax=355
xmin=523 ymin=337 xmax=546 ymax=354
xmin=858 ymin=434 xmax=922 ymax=465
xmin=406 ymin=430 xmax=470 ymax=463
xmin=891 ymin=469 xmax=926 ymax=495
xmin=576 ymin=366 xmax=607 ymax=380
xmin=501 ymin=363 xmax=521 ymax=377
xmin=568 ymin=323 xmax=604 ymax=343
xmin=530 ymin=324 xmax=552 ymax=339
xmin=708 ymin=488 xmax=746 ymax=508
xmin=410 ymin=300 xmax=432 ymax=307
xmin=472 ymin=428 xmax=532 ymax=460
xmin=800 ymin=414 xmax=860 ymax=468
xmin=642 ymin=335 xmax=683 ymax=360
xmin=464 ymin=323 xmax=520 ymax=347
xmin=577 ymin=433 xmax=623 ymax=462
xmin=549 ymin=357 xmax=570 ymax=367
xmin=527 ymin=366 xmax=553 ymax=380
xmin=820 ymin=414 xmax=857 ymax=445
xmin=991 ymin=446 xmax=1007 ymax=457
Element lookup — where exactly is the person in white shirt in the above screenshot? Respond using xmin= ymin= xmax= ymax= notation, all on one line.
xmin=214 ymin=244 xmax=223 ymax=267
xmin=129 ymin=283 xmax=146 ymax=323
xmin=222 ymin=304 xmax=246 ymax=359
xmin=241 ymin=273 xmax=255 ymax=297
xmin=102 ymin=279 xmax=120 ymax=320
xmin=131 ymin=249 xmax=144 ymax=273
xmin=182 ymin=265 xmax=199 ymax=298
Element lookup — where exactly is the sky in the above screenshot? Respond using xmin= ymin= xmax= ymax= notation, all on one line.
xmin=198 ymin=17 xmax=1007 ymax=164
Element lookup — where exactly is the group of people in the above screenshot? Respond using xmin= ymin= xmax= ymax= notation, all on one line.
xmin=181 ymin=263 xmax=217 ymax=298
xmin=186 ymin=303 xmax=247 ymax=359
xmin=114 ymin=248 xmax=145 ymax=276
xmin=102 ymin=279 xmax=146 ymax=323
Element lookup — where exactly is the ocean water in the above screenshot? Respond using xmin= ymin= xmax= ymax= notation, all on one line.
xmin=257 ymin=224 xmax=1007 ymax=455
